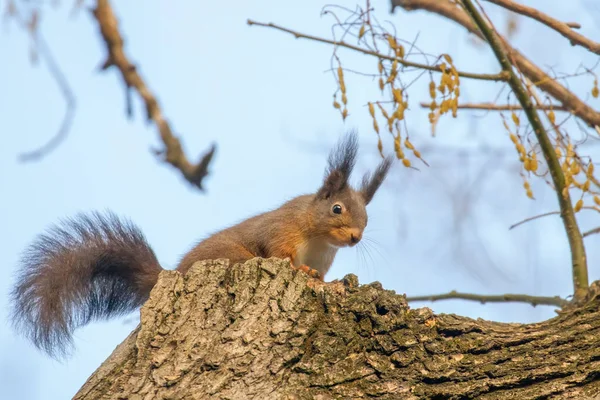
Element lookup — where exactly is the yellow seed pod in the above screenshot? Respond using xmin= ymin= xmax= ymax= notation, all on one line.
xmin=516 ymin=143 xmax=525 ymax=156
xmin=337 ymin=66 xmax=345 ymax=88
xmin=451 ymin=100 xmax=458 ymax=118
xmin=523 ymin=181 xmax=530 ymax=189
xmin=402 ymin=158 xmax=411 ymax=167
xmin=511 ymin=112 xmax=520 ymax=126
xmin=394 ymin=106 xmax=405 ymax=121
xmin=574 ymin=199 xmax=583 ymax=212
xmin=413 ymin=150 xmax=421 ymax=158
xmin=439 ymin=63 xmax=447 ymax=73
xmin=358 ymin=25 xmax=366 ymax=39
xmin=379 ymin=77 xmax=384 ymax=91
xmin=438 ymin=84 xmax=446 ymax=95
xmin=391 ymin=59 xmax=398 ymax=73
xmin=564 ymin=174 xmax=572 ymax=187
xmin=342 ymin=108 xmax=348 ymax=120
xmin=523 ymin=158 xmax=531 ymax=171
xmin=555 ymin=146 xmax=562 ymax=157
xmin=594 ymin=195 xmax=600 ymax=206
xmin=373 ymin=119 xmax=380 ymax=134
xmin=530 ymin=158 xmax=538 ymax=172
xmin=510 ymin=134 xmax=518 ymax=144
xmin=396 ymin=45 xmax=405 ymax=59
xmin=428 ymin=112 xmax=435 ymax=123
xmin=429 ymin=100 xmax=437 ymax=111
xmin=592 ymin=79 xmax=599 ymax=98
xmin=333 ymin=101 xmax=341 ymax=109
xmin=378 ymin=61 xmax=383 ymax=74
xmin=567 ymin=142 xmax=574 ymax=158
xmin=342 ymin=93 xmax=347 ymax=105
xmin=548 ymin=109 xmax=556 ymax=124
xmin=387 ymin=35 xmax=397 ymax=50
xmin=429 ymin=81 xmax=436 ymax=99
xmin=443 ymin=54 xmax=453 ymax=64
xmin=368 ymin=102 xmax=375 ymax=118
xmin=587 ymin=163 xmax=595 ymax=176
xmin=571 ymin=163 xmax=581 ymax=176
xmin=526 ymin=189 xmax=534 ymax=199
xmin=377 ymin=138 xmax=383 ymax=156
xmin=454 ymin=87 xmax=460 ymax=97
xmin=404 ymin=139 xmax=414 ymax=150
xmin=392 ymin=88 xmax=403 ymax=104
xmin=583 ymin=180 xmax=590 ymax=192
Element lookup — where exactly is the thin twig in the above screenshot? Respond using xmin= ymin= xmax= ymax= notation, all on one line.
xmin=419 ymin=102 xmax=570 ymax=111
xmin=406 ymin=290 xmax=568 ymax=307
xmin=91 ymin=0 xmax=216 ymax=191
xmin=247 ymin=19 xmax=509 ymax=82
xmin=509 ymin=211 xmax=560 ymax=230
xmin=10 ymin=8 xmax=76 ymax=162
xmin=484 ymin=0 xmax=600 ymax=55
xmin=390 ymin=0 xmax=600 ymax=128
xmin=460 ymin=0 xmax=588 ymax=300
xmin=510 ymin=206 xmax=600 ymax=230
xmin=583 ymin=227 xmax=600 ymax=238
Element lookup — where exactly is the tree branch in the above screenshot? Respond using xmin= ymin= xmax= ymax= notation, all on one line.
xmin=459 ymin=0 xmax=588 ymax=300
xmin=91 ymin=0 xmax=216 ymax=191
xmin=484 ymin=0 xmax=600 ymax=55
xmin=246 ymin=19 xmax=509 ymax=82
xmin=10 ymin=7 xmax=76 ymax=162
xmin=390 ymin=0 xmax=600 ymax=129
xmin=419 ymin=102 xmax=570 ymax=111
xmin=406 ymin=290 xmax=568 ymax=307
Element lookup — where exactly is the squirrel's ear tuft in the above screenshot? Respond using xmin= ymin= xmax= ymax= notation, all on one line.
xmin=360 ymin=156 xmax=393 ymax=204
xmin=316 ymin=131 xmax=359 ymax=199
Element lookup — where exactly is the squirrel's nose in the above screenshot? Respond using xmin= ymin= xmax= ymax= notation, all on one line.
xmin=349 ymin=229 xmax=362 ymax=245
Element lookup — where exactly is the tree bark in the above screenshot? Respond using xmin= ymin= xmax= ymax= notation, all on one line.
xmin=74 ymin=258 xmax=600 ymax=399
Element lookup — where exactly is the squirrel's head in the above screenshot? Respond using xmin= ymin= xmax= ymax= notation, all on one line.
xmin=312 ymin=131 xmax=392 ymax=248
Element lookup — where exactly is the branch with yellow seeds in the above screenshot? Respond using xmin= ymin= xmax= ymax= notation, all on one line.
xmin=246 ymin=19 xmax=509 ymax=82
xmin=460 ymin=0 xmax=588 ymax=301
xmin=419 ymin=102 xmax=571 ymax=112
xmin=391 ymin=0 xmax=600 ymax=129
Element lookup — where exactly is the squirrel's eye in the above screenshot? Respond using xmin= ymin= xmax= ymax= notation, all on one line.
xmin=332 ymin=204 xmax=343 ymax=214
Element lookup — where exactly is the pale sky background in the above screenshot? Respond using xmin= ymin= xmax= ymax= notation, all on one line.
xmin=1 ymin=1 xmax=599 ymax=399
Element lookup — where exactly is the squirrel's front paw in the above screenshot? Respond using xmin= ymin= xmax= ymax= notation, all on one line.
xmin=292 ymin=263 xmax=322 ymax=280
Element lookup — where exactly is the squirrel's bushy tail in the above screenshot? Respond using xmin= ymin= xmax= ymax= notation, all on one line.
xmin=10 ymin=211 xmax=163 ymax=358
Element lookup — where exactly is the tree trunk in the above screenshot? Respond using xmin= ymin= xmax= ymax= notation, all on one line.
xmin=74 ymin=258 xmax=600 ymax=399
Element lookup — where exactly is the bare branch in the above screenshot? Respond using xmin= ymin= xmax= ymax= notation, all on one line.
xmin=10 ymin=7 xmax=76 ymax=162
xmin=459 ymin=0 xmax=588 ymax=301
xmin=419 ymin=102 xmax=570 ymax=111
xmin=484 ymin=0 xmax=600 ymax=55
xmin=406 ymin=290 xmax=568 ymax=307
xmin=91 ymin=0 xmax=216 ymax=191
xmin=583 ymin=227 xmax=600 ymax=238
xmin=390 ymin=0 xmax=600 ymax=128
xmin=246 ymin=19 xmax=509 ymax=82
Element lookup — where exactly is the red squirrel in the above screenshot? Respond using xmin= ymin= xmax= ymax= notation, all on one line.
xmin=10 ymin=131 xmax=392 ymax=358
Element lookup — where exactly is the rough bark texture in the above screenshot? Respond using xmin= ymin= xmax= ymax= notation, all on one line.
xmin=74 ymin=258 xmax=600 ymax=399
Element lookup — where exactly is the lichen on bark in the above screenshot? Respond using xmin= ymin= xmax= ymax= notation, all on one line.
xmin=74 ymin=258 xmax=600 ymax=399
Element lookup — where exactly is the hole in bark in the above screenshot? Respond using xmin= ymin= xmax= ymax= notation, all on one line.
xmin=376 ymin=304 xmax=389 ymax=315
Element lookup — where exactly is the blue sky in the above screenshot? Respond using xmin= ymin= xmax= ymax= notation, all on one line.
xmin=1 ymin=1 xmax=599 ymax=398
